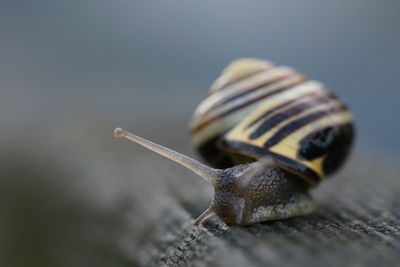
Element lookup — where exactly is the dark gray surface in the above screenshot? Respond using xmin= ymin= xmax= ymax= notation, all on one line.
xmin=117 ymin=145 xmax=400 ymax=267
xmin=2 ymin=123 xmax=398 ymax=267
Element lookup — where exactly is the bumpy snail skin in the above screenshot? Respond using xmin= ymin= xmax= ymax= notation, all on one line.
xmin=210 ymin=161 xmax=314 ymax=225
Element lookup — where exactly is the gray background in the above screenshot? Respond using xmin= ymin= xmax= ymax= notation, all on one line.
xmin=1 ymin=0 xmax=400 ymax=158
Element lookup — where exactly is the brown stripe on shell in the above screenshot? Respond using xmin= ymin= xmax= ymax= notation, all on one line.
xmin=245 ymin=91 xmax=333 ymax=130
xmin=190 ymin=76 xmax=306 ymax=134
xmin=209 ymin=58 xmax=274 ymax=93
xmin=204 ymin=70 xmax=297 ymax=115
xmin=249 ymin=95 xmax=336 ymax=140
xmin=190 ymin=67 xmax=303 ymax=130
xmin=264 ymin=104 xmax=348 ymax=148
xmin=212 ymin=68 xmax=270 ymax=92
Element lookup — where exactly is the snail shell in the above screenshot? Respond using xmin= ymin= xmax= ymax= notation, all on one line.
xmin=189 ymin=58 xmax=354 ymax=187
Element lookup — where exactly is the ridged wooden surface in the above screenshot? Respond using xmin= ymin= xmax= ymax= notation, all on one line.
xmin=1 ymin=124 xmax=399 ymax=267
xmin=130 ymin=151 xmax=400 ymax=267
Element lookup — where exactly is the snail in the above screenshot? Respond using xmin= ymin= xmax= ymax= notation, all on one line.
xmin=114 ymin=58 xmax=354 ymax=228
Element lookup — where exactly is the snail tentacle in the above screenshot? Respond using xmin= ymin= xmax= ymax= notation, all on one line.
xmin=114 ymin=128 xmax=220 ymax=185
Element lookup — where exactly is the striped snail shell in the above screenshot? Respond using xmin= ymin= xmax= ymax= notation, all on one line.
xmin=189 ymin=58 xmax=354 ymax=187
xmin=115 ymin=58 xmax=355 ymax=227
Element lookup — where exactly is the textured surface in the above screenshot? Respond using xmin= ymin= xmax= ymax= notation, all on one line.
xmin=1 ymin=124 xmax=399 ymax=267
xmin=126 ymin=151 xmax=400 ymax=267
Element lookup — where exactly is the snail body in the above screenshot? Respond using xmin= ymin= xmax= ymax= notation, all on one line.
xmin=114 ymin=58 xmax=354 ymax=227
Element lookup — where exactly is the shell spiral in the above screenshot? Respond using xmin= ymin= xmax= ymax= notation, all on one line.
xmin=189 ymin=58 xmax=354 ymax=187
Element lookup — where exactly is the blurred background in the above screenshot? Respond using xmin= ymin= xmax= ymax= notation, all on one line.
xmin=1 ymin=1 xmax=399 ymax=266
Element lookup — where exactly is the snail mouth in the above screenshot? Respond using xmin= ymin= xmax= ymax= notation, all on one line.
xmin=219 ymin=216 xmax=237 ymax=225
xmin=214 ymin=209 xmax=238 ymax=224
xmin=214 ymin=197 xmax=246 ymax=225
xmin=218 ymin=213 xmax=244 ymax=225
